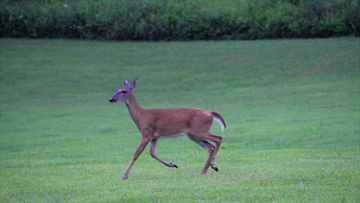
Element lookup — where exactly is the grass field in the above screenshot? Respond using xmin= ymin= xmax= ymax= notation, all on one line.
xmin=0 ymin=38 xmax=359 ymax=202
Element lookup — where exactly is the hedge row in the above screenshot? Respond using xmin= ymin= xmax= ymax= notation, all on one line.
xmin=1 ymin=0 xmax=359 ymax=40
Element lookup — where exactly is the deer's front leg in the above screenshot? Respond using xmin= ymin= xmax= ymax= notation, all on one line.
xmin=150 ymin=138 xmax=178 ymax=168
xmin=123 ymin=138 xmax=150 ymax=179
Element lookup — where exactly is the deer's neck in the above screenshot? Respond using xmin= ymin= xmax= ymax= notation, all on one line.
xmin=126 ymin=94 xmax=144 ymax=130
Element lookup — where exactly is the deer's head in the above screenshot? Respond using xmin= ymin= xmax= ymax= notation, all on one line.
xmin=109 ymin=79 xmax=138 ymax=103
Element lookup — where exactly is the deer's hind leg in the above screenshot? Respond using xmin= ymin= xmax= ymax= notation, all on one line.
xmin=201 ymin=133 xmax=222 ymax=175
xmin=189 ymin=133 xmax=222 ymax=175
xmin=197 ymin=140 xmax=219 ymax=172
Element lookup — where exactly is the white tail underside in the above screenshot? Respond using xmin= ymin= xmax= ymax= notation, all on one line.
xmin=213 ymin=116 xmax=226 ymax=132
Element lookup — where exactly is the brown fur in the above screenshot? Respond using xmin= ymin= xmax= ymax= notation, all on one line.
xmin=109 ymin=79 xmax=226 ymax=179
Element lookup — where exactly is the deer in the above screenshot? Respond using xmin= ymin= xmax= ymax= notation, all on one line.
xmin=109 ymin=79 xmax=226 ymax=179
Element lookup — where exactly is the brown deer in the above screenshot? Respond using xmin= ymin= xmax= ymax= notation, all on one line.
xmin=109 ymin=79 xmax=226 ymax=179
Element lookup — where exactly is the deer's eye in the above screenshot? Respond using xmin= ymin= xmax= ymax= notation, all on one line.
xmin=120 ymin=91 xmax=127 ymax=94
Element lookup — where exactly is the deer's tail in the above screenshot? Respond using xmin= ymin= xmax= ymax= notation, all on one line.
xmin=211 ymin=111 xmax=226 ymax=132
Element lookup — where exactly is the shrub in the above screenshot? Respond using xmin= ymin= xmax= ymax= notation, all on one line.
xmin=0 ymin=0 xmax=358 ymax=40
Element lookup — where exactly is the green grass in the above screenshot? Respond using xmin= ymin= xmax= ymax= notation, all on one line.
xmin=0 ymin=38 xmax=359 ymax=202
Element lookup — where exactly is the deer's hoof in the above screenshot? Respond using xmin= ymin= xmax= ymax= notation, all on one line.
xmin=211 ymin=164 xmax=218 ymax=172
xmin=170 ymin=163 xmax=178 ymax=168
xmin=122 ymin=175 xmax=128 ymax=180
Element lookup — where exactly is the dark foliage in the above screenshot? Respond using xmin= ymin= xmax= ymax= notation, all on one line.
xmin=1 ymin=0 xmax=359 ymax=40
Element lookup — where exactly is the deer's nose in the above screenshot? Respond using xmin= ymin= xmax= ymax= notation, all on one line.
xmin=109 ymin=98 xmax=116 ymax=103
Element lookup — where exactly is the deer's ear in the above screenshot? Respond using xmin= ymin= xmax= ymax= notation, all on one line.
xmin=124 ymin=79 xmax=129 ymax=87
xmin=131 ymin=79 xmax=138 ymax=89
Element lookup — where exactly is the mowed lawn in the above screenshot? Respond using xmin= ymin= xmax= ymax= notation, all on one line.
xmin=0 ymin=38 xmax=359 ymax=202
